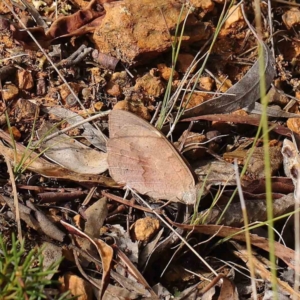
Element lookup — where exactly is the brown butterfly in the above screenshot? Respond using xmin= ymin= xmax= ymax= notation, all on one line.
xmin=107 ymin=110 xmax=199 ymax=205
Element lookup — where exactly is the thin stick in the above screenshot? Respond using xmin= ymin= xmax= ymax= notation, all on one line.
xmin=234 ymin=160 xmax=257 ymax=300
xmin=292 ymin=137 xmax=300 ymax=300
xmin=41 ymin=110 xmax=110 ymax=143
xmin=0 ymin=141 xmax=22 ymax=241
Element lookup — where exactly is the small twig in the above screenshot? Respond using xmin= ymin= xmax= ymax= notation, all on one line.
xmin=292 ymin=140 xmax=300 ymax=299
xmin=121 ymin=63 xmax=134 ymax=78
xmin=178 ymin=121 xmax=194 ymax=152
xmin=234 ymin=159 xmax=257 ymax=300
xmin=183 ymin=134 xmax=229 ymax=149
xmin=0 ymin=141 xmax=22 ymax=241
xmin=40 ymin=110 xmax=110 ymax=143
xmin=102 ymin=191 xmax=163 ymax=214
xmin=81 ymin=186 xmax=97 ymax=207
xmin=267 ymin=0 xmax=275 ymax=58
xmin=55 ymin=45 xmax=93 ymax=68
xmin=150 ymin=102 xmax=162 ymax=125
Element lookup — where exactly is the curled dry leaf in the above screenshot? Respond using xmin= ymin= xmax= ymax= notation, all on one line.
xmin=139 ymin=228 xmax=164 ymax=267
xmin=46 ymin=0 xmax=106 ymax=40
xmin=1 ymin=194 xmax=41 ymax=232
xmin=183 ymin=42 xmax=275 ymax=117
xmin=182 ymin=113 xmax=297 ymax=138
xmin=4 ymin=0 xmax=107 ymax=48
xmin=193 ymin=159 xmax=237 ymax=187
xmin=223 ymin=143 xmax=282 ymax=179
xmin=142 ymin=203 xmax=185 ymax=272
xmin=26 ymin=201 xmax=66 ymax=242
xmin=1 ymin=195 xmax=65 ymax=241
xmin=201 ymin=193 xmax=295 ymax=227
xmin=93 ymin=239 xmax=114 ymax=299
xmin=245 ymin=102 xmax=300 ymax=118
xmin=84 ymin=197 xmax=108 ymax=238
xmin=232 ymin=241 xmax=300 ymax=298
xmin=114 ymin=246 xmax=158 ymax=299
xmin=91 ymin=273 xmax=150 ymax=299
xmin=37 ymin=121 xmax=108 ymax=174
xmin=110 ymin=270 xmax=151 ymax=297
xmin=60 ymin=220 xmax=113 ymax=298
xmin=0 ymin=131 xmax=119 ymax=187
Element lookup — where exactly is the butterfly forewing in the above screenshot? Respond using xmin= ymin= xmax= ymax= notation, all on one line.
xmin=107 ymin=110 xmax=196 ymax=203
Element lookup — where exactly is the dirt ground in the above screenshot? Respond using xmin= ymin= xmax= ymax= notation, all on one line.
xmin=1 ymin=0 xmax=300 ymax=299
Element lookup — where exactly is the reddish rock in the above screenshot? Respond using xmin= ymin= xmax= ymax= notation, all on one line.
xmin=224 ymin=5 xmax=245 ymax=29
xmin=15 ymin=99 xmax=40 ymax=121
xmin=183 ymin=92 xmax=210 ymax=110
xmin=105 ymin=82 xmax=122 ymax=97
xmin=2 ymin=83 xmax=19 ymax=101
xmin=198 ymin=77 xmax=214 ymax=91
xmin=92 ymin=0 xmax=210 ymax=65
xmin=57 ymin=82 xmax=81 ymax=105
xmin=134 ymin=72 xmax=165 ymax=97
xmin=287 ymin=117 xmax=300 ymax=134
xmin=131 ymin=217 xmax=160 ymax=242
xmin=113 ymin=100 xmax=151 ymax=120
xmin=157 ymin=63 xmax=179 ymax=81
xmin=17 ymin=69 xmax=34 ymax=90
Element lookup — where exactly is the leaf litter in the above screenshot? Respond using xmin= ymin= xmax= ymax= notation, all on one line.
xmin=1 ymin=0 xmax=300 ymax=299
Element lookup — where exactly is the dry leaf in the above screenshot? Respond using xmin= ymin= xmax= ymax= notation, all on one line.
xmin=42 ymin=242 xmax=62 ymax=280
xmin=0 ymin=133 xmax=119 ymax=187
xmin=172 ymin=222 xmax=296 ymax=270
xmin=43 ymin=107 xmax=107 ymax=152
xmin=37 ymin=121 xmax=108 ymax=174
xmin=84 ymin=197 xmax=108 ymax=238
xmin=94 ymin=239 xmax=113 ymax=299
xmin=183 ymin=42 xmax=275 ymax=117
